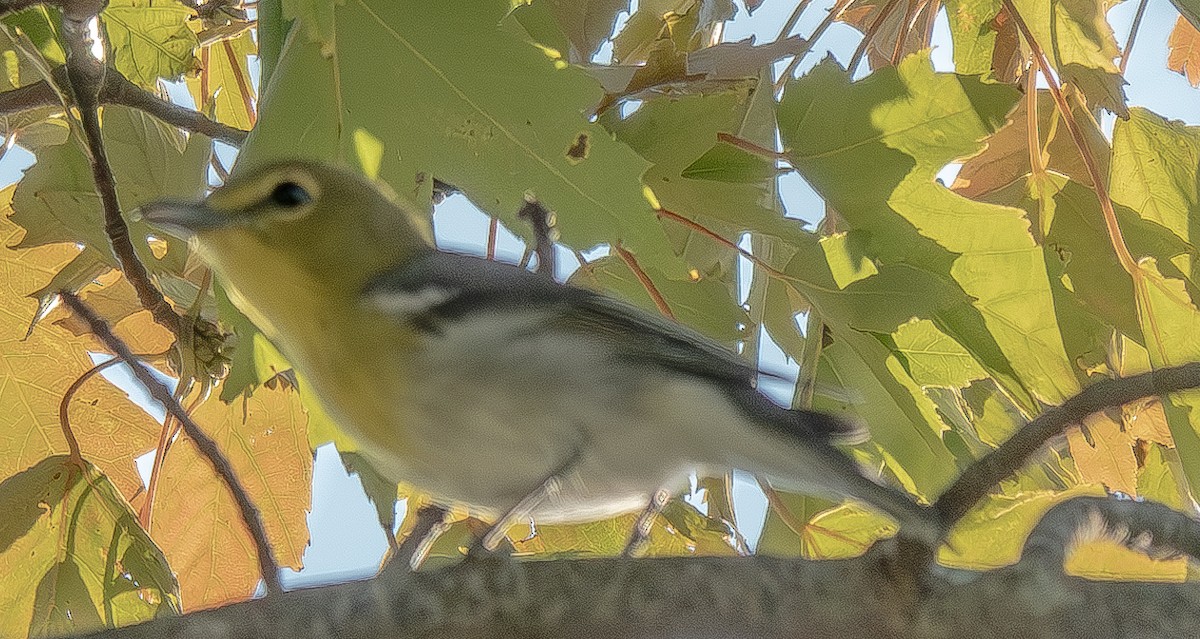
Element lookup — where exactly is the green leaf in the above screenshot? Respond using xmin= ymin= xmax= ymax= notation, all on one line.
xmin=569 ymin=254 xmax=746 ymax=345
xmin=813 ymin=334 xmax=959 ymax=500
xmin=10 ymin=106 xmax=210 ymax=274
xmin=102 ymin=0 xmax=200 ymax=87
xmin=1111 ymin=108 xmax=1200 ymax=252
xmin=942 ymin=0 xmax=1002 ymax=77
xmin=538 ymin=0 xmax=629 ymax=62
xmin=779 ymin=54 xmax=1079 ymax=412
xmin=187 ymin=30 xmax=256 ymax=130
xmin=891 ymin=319 xmax=987 ymax=388
xmin=0 ymin=457 xmax=179 ymax=639
xmin=681 ymin=141 xmax=779 ymax=183
xmin=1008 ymin=0 xmax=1127 ymax=115
xmin=1134 ymin=260 xmax=1200 ymax=498
xmin=244 ymin=0 xmax=667 ymax=261
xmin=2 ymin=8 xmax=66 ymax=66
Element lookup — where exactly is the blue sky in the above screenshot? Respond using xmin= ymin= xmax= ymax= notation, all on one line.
xmin=6 ymin=1 xmax=1197 ymax=588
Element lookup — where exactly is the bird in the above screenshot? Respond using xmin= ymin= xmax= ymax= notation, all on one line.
xmin=140 ymin=160 xmax=944 ymax=547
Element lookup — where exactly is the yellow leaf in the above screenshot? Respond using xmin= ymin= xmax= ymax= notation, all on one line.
xmin=148 ymin=386 xmax=312 ymax=610
xmin=0 ymin=202 xmax=162 ymax=499
xmin=1066 ymin=410 xmax=1138 ymax=496
xmin=1168 ymin=16 xmax=1200 ymax=88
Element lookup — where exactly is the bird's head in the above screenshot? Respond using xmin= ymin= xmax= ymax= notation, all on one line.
xmin=141 ymin=160 xmax=434 ymax=290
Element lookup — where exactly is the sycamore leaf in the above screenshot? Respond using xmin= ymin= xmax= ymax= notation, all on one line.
xmin=779 ymin=54 xmax=1078 ymax=411
xmin=1168 ymin=16 xmax=1200 ymax=87
xmin=952 ymin=89 xmax=1109 ymax=200
xmin=186 ymin=30 xmax=256 ymax=130
xmin=681 ymin=141 xmax=780 ymax=183
xmin=540 ymin=0 xmax=630 ymax=62
xmin=1132 ymin=260 xmax=1200 ymax=500
xmin=244 ymin=0 xmax=671 ymax=263
xmin=101 ymin=0 xmax=200 ymax=87
xmin=0 ymin=200 xmax=164 ymax=499
xmin=10 ymin=106 xmax=209 ymax=276
xmin=838 ymin=0 xmax=937 ymax=71
xmin=147 ymin=385 xmax=312 ymax=610
xmin=0 ymin=457 xmax=179 ymax=639
xmin=611 ymin=0 xmax=733 ymax=64
xmin=1066 ymin=410 xmax=1137 ymax=496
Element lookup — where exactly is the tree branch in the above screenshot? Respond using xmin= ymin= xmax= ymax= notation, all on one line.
xmin=75 ymin=550 xmax=1200 ymax=639
xmin=935 ymin=362 xmax=1200 ymax=527
xmin=0 ymin=78 xmax=58 ymax=114
xmin=59 ymin=291 xmax=283 ymax=594
xmin=99 ymin=69 xmax=249 ymax=145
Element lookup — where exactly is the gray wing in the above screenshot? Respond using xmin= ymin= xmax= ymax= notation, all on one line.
xmin=363 ymin=250 xmax=858 ymax=443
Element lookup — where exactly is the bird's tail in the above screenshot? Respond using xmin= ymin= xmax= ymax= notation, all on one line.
xmin=727 ymin=417 xmax=948 ymax=547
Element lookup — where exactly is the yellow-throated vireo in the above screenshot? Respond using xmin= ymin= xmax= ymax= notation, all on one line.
xmin=142 ymin=161 xmax=943 ymax=545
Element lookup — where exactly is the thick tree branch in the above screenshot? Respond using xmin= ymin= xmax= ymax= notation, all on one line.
xmin=75 ymin=551 xmax=1200 ymax=639
xmin=59 ymin=292 xmax=283 ymax=594
xmin=936 ymin=362 xmax=1200 ymax=527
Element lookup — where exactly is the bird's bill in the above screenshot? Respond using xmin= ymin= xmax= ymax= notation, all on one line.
xmin=136 ymin=201 xmax=233 ymax=236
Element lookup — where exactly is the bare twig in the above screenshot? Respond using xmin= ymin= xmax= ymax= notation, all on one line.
xmin=1118 ymin=0 xmax=1149 ymax=74
xmin=59 ymin=291 xmax=283 ymax=594
xmin=614 ymin=243 xmax=675 ymax=320
xmin=517 ymin=199 xmax=556 ymax=276
xmin=773 ymin=0 xmax=855 ymax=95
xmin=935 ymin=362 xmax=1200 ymax=528
xmin=776 ymin=0 xmax=814 ymax=42
xmin=99 ymin=69 xmax=248 ymax=145
xmin=58 ymin=19 xmax=185 ymax=335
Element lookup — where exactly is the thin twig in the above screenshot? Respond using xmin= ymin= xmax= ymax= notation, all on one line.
xmin=1118 ymin=0 xmax=1149 ymax=74
xmin=486 ymin=217 xmax=498 ymax=261
xmin=614 ymin=243 xmax=675 ymax=320
xmin=99 ymin=69 xmax=249 ymax=145
xmin=776 ymin=0 xmax=814 ymax=42
xmin=59 ymin=291 xmax=283 ymax=594
xmin=935 ymin=362 xmax=1200 ymax=527
xmin=773 ymin=0 xmax=855 ymax=95
xmin=717 ymin=131 xmax=788 ymax=160
xmin=847 ymin=0 xmax=902 ymax=76
xmin=1002 ymin=0 xmax=1138 ymax=276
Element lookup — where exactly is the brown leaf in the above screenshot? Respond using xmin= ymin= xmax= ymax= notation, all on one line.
xmin=837 ymin=0 xmax=927 ymax=69
xmin=989 ymin=8 xmax=1022 ymax=83
xmin=149 ymin=386 xmax=312 ymax=610
xmin=543 ymin=0 xmax=631 ymax=62
xmin=951 ymin=88 xmax=1109 ymax=200
xmin=1066 ymin=410 xmax=1137 ymax=496
xmin=1124 ymin=397 xmax=1174 ymax=447
xmin=0 ymin=190 xmax=162 ymax=499
xmin=1167 ymin=16 xmax=1200 ymax=87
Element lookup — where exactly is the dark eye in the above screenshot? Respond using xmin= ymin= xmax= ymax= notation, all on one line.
xmin=269 ymin=182 xmax=312 ymax=207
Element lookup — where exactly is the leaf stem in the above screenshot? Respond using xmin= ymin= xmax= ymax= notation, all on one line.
xmin=1002 ymin=0 xmax=1138 ymax=276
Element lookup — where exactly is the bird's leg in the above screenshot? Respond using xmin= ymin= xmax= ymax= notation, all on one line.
xmin=622 ymin=488 xmax=671 ymax=557
xmin=472 ymin=444 xmax=587 ymax=554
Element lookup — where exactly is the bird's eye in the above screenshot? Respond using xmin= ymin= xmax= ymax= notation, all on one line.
xmin=269 ymin=182 xmax=312 ymax=208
